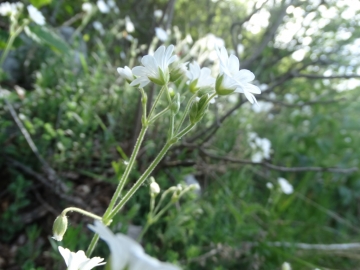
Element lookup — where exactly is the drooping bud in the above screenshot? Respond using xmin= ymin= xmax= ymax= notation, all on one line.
xmin=52 ymin=214 xmax=68 ymax=241
xmin=149 ymin=176 xmax=160 ymax=195
xmin=117 ymin=66 xmax=134 ymax=83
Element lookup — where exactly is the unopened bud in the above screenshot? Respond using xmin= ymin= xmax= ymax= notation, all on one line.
xmin=170 ymin=93 xmax=180 ymax=114
xmin=52 ymin=215 xmax=68 ymax=241
xmin=281 ymin=262 xmax=292 ymax=270
xmin=149 ymin=176 xmax=160 ymax=195
xmin=150 ymin=182 xmax=160 ymax=195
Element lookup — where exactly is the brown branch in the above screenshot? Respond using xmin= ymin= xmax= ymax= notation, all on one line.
xmin=201 ymin=149 xmax=358 ymax=174
xmin=6 ymin=158 xmax=87 ymax=208
xmin=294 ymin=73 xmax=360 ymax=80
xmin=258 ymin=96 xmax=346 ymax=107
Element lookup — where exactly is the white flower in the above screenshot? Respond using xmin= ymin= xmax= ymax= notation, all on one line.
xmin=215 ymin=46 xmax=260 ymax=104
xmin=117 ymin=66 xmax=134 ymax=82
xmin=92 ymin=21 xmax=105 ymax=36
xmin=281 ymin=262 xmax=292 ymax=270
xmin=27 ymin=5 xmax=45 ymax=25
xmin=125 ymin=16 xmax=135 ymax=33
xmin=82 ymin=3 xmax=93 ymax=13
xmin=186 ymin=62 xmax=215 ymax=93
xmin=278 ymin=178 xmax=294 ymax=195
xmin=0 ymin=2 xmax=23 ymax=17
xmin=150 ymin=181 xmax=160 ymax=194
xmin=97 ymin=0 xmax=109 ymax=13
xmin=88 ymin=221 xmax=181 ymax=270
xmin=131 ymin=45 xmax=177 ymax=87
xmin=155 ymin=27 xmax=168 ymax=42
xmin=58 ymin=246 xmax=105 ymax=270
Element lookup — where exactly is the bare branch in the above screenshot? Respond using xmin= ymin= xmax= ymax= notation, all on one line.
xmin=263 ymin=242 xmax=360 ymax=251
xmin=241 ymin=0 xmax=295 ymax=69
xmin=201 ymin=149 xmax=358 ymax=174
xmin=3 ymin=95 xmax=69 ymax=193
xmin=6 ymin=158 xmax=87 ymax=208
xmin=294 ymin=73 xmax=360 ymax=80
xmin=258 ymin=96 xmax=346 ymax=107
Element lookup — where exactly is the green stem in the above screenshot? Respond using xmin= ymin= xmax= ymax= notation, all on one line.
xmin=175 ymin=94 xmax=197 ymax=133
xmin=169 ymin=112 xmax=175 ymax=138
xmin=103 ymin=125 xmax=148 ymax=221
xmin=0 ymin=23 xmax=26 ymax=68
xmin=176 ymin=123 xmax=196 ymax=139
xmin=62 ymin=207 xmax=102 ymax=220
xmin=148 ymin=85 xmax=166 ymax=119
xmin=108 ymin=141 xmax=174 ymax=220
xmin=86 ymin=234 xmax=99 ymax=257
xmin=149 ymin=106 xmax=170 ymax=124
xmin=138 ymin=221 xmax=152 ymax=241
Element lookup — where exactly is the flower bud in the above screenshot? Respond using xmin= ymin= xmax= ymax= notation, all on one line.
xmin=117 ymin=66 xmax=134 ymax=83
xmin=170 ymin=62 xmax=187 ymax=82
xmin=189 ymin=94 xmax=209 ymax=124
xmin=149 ymin=177 xmax=160 ymax=195
xmin=52 ymin=215 xmax=68 ymax=241
xmin=170 ymin=93 xmax=180 ymax=114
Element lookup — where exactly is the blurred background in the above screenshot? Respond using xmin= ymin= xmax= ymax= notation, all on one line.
xmin=0 ymin=0 xmax=360 ymax=269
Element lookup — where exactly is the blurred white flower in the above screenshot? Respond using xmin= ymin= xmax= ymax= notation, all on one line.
xmin=92 ymin=21 xmax=105 ymax=36
xmin=107 ymin=0 xmax=119 ymax=13
xmin=27 ymin=5 xmax=45 ymax=25
xmin=125 ymin=16 xmax=135 ymax=33
xmin=215 ymin=46 xmax=261 ymax=104
xmin=0 ymin=2 xmax=23 ymax=17
xmin=82 ymin=3 xmax=93 ymax=13
xmin=155 ymin=27 xmax=168 ymax=41
xmin=88 ymin=221 xmax=181 ymax=270
xmin=281 ymin=262 xmax=292 ymax=270
xmin=252 ymin=101 xmax=273 ymax=113
xmin=154 ymin=9 xmax=163 ymax=19
xmin=278 ymin=178 xmax=294 ymax=195
xmin=131 ymin=45 xmax=177 ymax=87
xmin=248 ymin=133 xmax=272 ymax=162
xmin=186 ymin=62 xmax=215 ymax=92
xmin=58 ymin=246 xmax=105 ymax=270
xmin=97 ymin=0 xmax=109 ymax=13
xmin=266 ymin=182 xmax=274 ymax=189
xmin=117 ymin=66 xmax=134 ymax=82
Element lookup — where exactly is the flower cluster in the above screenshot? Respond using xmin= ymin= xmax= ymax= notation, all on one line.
xmin=117 ymin=44 xmax=261 ymax=104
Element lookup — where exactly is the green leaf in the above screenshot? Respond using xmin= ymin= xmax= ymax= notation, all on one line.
xmin=29 ymin=0 xmax=52 ymax=8
xmin=27 ymin=25 xmax=70 ymax=54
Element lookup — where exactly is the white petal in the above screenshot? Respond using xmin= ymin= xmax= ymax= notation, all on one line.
xmin=58 ymin=246 xmax=71 ymax=266
xmin=236 ymin=69 xmax=255 ymax=82
xmin=245 ymin=83 xmax=261 ymax=94
xmin=244 ymin=91 xmax=257 ymax=104
xmin=228 ymin=54 xmax=239 ymax=73
xmin=88 ymin=221 xmax=129 ymax=270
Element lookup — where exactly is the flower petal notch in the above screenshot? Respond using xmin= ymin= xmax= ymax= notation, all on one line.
xmin=58 ymin=246 xmax=105 ymax=270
